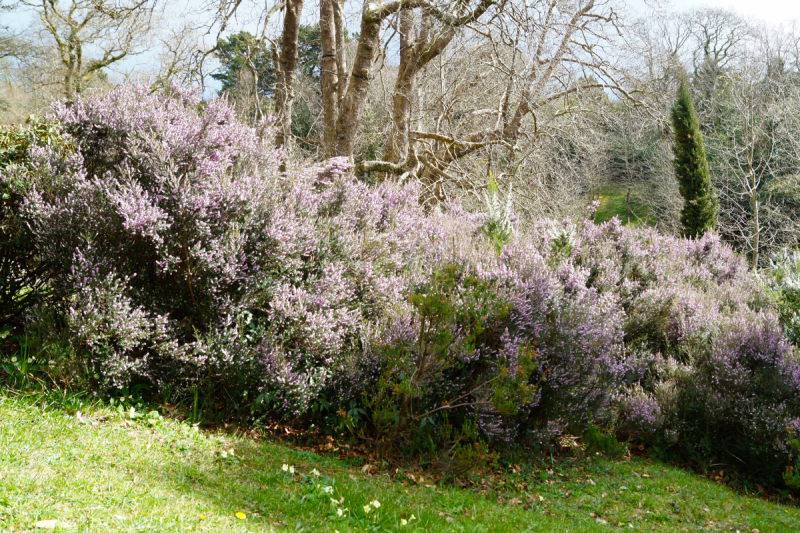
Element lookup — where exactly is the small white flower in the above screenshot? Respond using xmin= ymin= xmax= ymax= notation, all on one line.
xmin=370 ymin=500 xmax=381 ymax=509
xmin=323 ymin=486 xmax=333 ymax=494
xmin=11 ymin=356 xmax=17 ymax=363
xmin=363 ymin=505 xmax=371 ymax=514
xmin=281 ymin=464 xmax=289 ymax=472
xmin=221 ymin=450 xmax=228 ymax=458
xmin=228 ymin=449 xmax=234 ymax=456
xmin=289 ymin=466 xmax=295 ymax=474
xmin=401 ymin=519 xmax=408 ymax=526
xmin=330 ymin=498 xmax=338 ymax=505
xmin=410 ymin=514 xmax=416 ymax=520
xmin=337 ymin=508 xmax=343 ymax=517
xmin=311 ymin=468 xmax=321 ymax=476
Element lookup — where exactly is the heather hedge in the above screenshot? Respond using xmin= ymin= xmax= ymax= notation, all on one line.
xmin=2 ymin=84 xmax=799 ymax=488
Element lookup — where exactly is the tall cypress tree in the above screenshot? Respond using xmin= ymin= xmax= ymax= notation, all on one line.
xmin=671 ymin=77 xmax=717 ymax=238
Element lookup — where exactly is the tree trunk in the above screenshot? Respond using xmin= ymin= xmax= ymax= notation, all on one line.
xmin=752 ymin=174 xmax=760 ymax=269
xmin=320 ymin=0 xmax=339 ymax=157
xmin=333 ymin=0 xmax=347 ymax=110
xmin=274 ymin=0 xmax=305 ymax=150
xmin=333 ymin=9 xmax=382 ymax=158
xmin=383 ymin=9 xmax=416 ymax=164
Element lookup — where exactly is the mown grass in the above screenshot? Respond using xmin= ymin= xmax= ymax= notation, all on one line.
xmin=593 ymin=185 xmax=654 ymax=226
xmin=1 ymin=391 xmax=798 ymax=532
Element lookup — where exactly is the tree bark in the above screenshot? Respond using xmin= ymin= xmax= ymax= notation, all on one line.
xmin=333 ymin=0 xmax=347 ymax=110
xmin=383 ymin=9 xmax=417 ymax=164
xmin=333 ymin=5 xmax=383 ymax=158
xmin=274 ymin=0 xmax=305 ymax=150
xmin=320 ymin=0 xmax=339 ymax=157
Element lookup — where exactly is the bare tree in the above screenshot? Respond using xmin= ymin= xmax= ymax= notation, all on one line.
xmin=392 ymin=0 xmax=636 ymax=203
xmin=708 ymin=62 xmax=788 ymax=268
xmin=17 ymin=0 xmax=159 ymax=101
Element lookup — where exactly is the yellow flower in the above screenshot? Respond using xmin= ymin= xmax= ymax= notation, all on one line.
xmin=199 ymin=514 xmax=205 ymax=520
xmin=235 ymin=512 xmax=246 ymax=520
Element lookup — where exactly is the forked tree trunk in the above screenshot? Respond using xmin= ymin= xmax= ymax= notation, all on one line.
xmin=328 ymin=0 xmax=495 ymax=162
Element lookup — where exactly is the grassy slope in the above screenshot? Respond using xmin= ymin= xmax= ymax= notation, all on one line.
xmin=593 ymin=185 xmax=654 ymax=227
xmin=1 ymin=392 xmax=798 ymax=533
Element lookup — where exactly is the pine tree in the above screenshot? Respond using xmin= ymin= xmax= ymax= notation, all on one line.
xmin=671 ymin=77 xmax=717 ymax=238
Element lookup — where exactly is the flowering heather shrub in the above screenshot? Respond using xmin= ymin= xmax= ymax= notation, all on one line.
xmin=659 ymin=315 xmax=800 ymax=476
xmin=5 ymin=84 xmax=800 ymax=486
xmin=0 ymin=118 xmax=74 ymax=325
xmin=529 ymin=214 xmax=799 ymax=481
xmin=5 ymin=84 xmax=283 ymax=390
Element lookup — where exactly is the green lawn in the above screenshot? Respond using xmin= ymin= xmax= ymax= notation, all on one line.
xmin=0 ymin=391 xmax=798 ymax=532
xmin=593 ymin=185 xmax=654 ymax=227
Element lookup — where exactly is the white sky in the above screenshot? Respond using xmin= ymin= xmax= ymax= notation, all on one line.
xmin=5 ymin=0 xmax=800 ymax=93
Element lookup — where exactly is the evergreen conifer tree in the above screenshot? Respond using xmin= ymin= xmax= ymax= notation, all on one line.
xmin=671 ymin=77 xmax=717 ymax=237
